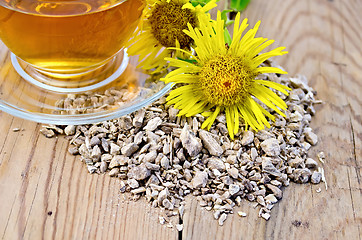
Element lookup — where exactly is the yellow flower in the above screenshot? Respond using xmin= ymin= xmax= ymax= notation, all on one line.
xmin=162 ymin=12 xmax=291 ymax=139
xmin=126 ymin=0 xmax=216 ymax=73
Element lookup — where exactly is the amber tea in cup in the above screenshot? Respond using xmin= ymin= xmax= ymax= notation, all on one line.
xmin=0 ymin=0 xmax=145 ymax=90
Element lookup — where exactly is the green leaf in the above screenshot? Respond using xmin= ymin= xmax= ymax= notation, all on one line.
xmin=177 ymin=57 xmax=198 ymax=65
xmin=229 ymin=0 xmax=251 ymax=11
xmin=190 ymin=0 xmax=220 ymax=7
xmin=190 ymin=0 xmax=205 ymax=7
xmin=224 ymin=28 xmax=232 ymax=45
xmin=221 ymin=9 xmax=232 ymax=22
xmin=221 ymin=9 xmax=234 ymax=26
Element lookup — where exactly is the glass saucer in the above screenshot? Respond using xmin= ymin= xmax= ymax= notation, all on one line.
xmin=0 ymin=40 xmax=172 ymax=125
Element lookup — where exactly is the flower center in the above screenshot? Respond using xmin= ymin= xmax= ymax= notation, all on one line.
xmin=148 ymin=1 xmax=197 ymax=49
xmin=199 ymin=54 xmax=258 ymax=106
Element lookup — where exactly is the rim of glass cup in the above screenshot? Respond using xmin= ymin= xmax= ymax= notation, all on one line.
xmin=0 ymin=82 xmax=173 ymax=125
xmin=0 ymin=40 xmax=173 ymax=125
xmin=0 ymin=0 xmax=166 ymax=125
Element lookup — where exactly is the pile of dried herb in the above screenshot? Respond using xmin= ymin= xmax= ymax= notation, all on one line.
xmin=41 ymin=62 xmax=325 ymax=228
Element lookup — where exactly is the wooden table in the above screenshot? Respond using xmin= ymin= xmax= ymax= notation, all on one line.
xmin=0 ymin=0 xmax=361 ymax=239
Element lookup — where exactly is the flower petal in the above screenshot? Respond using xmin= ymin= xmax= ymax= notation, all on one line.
xmin=255 ymin=79 xmax=291 ymax=95
xmin=257 ymin=67 xmax=288 ymax=75
xmin=201 ymin=106 xmax=220 ymax=130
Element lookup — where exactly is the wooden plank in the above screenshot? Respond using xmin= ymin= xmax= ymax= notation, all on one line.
xmin=0 ymin=0 xmax=361 ymax=239
xmin=0 ymin=113 xmax=178 ymax=240
xmin=182 ymin=0 xmax=361 ymax=239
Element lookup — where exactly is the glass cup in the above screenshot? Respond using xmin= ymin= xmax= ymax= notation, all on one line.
xmin=0 ymin=0 xmax=172 ymax=124
xmin=0 ymin=0 xmax=145 ymax=90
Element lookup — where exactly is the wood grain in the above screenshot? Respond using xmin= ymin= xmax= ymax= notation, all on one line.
xmin=0 ymin=0 xmax=361 ymax=239
xmin=0 ymin=112 xmax=178 ymax=240
xmin=183 ymin=0 xmax=362 ymax=239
